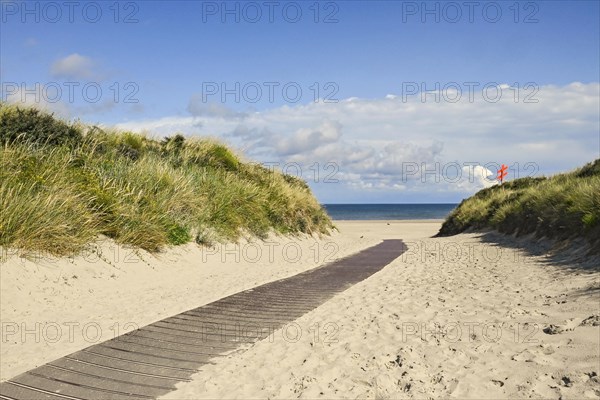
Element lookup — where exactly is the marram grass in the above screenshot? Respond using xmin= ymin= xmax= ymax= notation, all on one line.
xmin=438 ymin=160 xmax=600 ymax=253
xmin=0 ymin=103 xmax=333 ymax=256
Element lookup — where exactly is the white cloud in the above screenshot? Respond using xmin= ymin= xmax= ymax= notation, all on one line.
xmin=115 ymin=82 xmax=600 ymax=201
xmin=50 ymin=53 xmax=99 ymax=80
xmin=2 ymin=84 xmax=118 ymax=119
xmin=227 ymin=120 xmax=343 ymax=157
xmin=3 ymin=86 xmax=71 ymax=117
xmin=188 ymin=97 xmax=247 ymax=120
xmin=113 ymin=116 xmax=203 ymax=136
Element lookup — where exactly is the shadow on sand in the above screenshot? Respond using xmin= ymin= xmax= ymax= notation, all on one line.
xmin=453 ymin=229 xmax=600 ymax=277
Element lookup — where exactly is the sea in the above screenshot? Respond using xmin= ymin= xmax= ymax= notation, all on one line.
xmin=322 ymin=204 xmax=458 ymax=220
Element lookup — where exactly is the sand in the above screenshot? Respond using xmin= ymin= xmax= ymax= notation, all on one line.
xmin=1 ymin=221 xmax=599 ymax=399
xmin=0 ymin=228 xmax=379 ymax=382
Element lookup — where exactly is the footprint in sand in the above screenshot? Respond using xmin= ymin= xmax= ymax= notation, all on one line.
xmin=537 ymin=344 xmax=556 ymax=355
xmin=511 ymin=348 xmax=554 ymax=366
xmin=511 ymin=349 xmax=538 ymax=363
xmin=579 ymin=315 xmax=600 ymax=326
xmin=543 ymin=318 xmax=582 ymax=334
xmin=543 ymin=324 xmax=564 ymax=335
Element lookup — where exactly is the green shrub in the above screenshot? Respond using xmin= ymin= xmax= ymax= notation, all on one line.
xmin=575 ymin=159 xmax=600 ymax=178
xmin=0 ymin=103 xmax=82 ymax=146
xmin=438 ymin=162 xmax=600 ymax=253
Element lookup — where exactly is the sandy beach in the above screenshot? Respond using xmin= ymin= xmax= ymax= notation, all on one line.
xmin=1 ymin=221 xmax=598 ymax=398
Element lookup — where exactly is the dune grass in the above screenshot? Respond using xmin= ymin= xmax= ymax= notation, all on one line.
xmin=437 ymin=160 xmax=600 ymax=253
xmin=0 ymin=103 xmax=333 ymax=256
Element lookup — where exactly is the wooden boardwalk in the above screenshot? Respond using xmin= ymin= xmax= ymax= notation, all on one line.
xmin=0 ymin=240 xmax=406 ymax=400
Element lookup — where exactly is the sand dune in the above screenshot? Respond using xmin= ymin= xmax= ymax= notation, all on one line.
xmin=1 ymin=221 xmax=598 ymax=398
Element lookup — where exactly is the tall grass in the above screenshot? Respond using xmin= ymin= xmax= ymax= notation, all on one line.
xmin=0 ymin=103 xmax=333 ymax=256
xmin=438 ymin=161 xmax=600 ymax=253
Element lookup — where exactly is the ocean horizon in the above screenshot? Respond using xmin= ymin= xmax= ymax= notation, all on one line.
xmin=322 ymin=203 xmax=458 ymax=221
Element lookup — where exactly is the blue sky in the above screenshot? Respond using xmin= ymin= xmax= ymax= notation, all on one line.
xmin=1 ymin=0 xmax=599 ymax=203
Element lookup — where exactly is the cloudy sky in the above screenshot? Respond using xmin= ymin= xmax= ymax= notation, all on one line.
xmin=1 ymin=0 xmax=599 ymax=203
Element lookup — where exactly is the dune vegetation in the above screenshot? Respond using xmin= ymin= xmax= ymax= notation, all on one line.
xmin=437 ymin=159 xmax=600 ymax=253
xmin=0 ymin=103 xmax=333 ymax=256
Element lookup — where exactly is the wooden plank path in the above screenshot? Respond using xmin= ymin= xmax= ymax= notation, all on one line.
xmin=0 ymin=239 xmax=406 ymax=400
